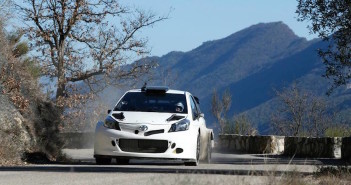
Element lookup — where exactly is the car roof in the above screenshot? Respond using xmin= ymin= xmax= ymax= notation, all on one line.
xmin=127 ymin=88 xmax=187 ymax=95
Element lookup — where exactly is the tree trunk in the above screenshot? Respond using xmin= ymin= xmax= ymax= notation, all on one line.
xmin=56 ymin=77 xmax=66 ymax=99
xmin=55 ymin=42 xmax=66 ymax=100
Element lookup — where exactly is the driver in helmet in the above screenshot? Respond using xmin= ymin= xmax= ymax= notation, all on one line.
xmin=175 ymin=102 xmax=184 ymax=113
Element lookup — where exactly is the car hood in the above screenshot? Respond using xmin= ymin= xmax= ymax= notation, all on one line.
xmin=112 ymin=111 xmax=187 ymax=125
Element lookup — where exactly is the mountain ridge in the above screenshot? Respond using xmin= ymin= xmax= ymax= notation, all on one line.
xmin=143 ymin=21 xmax=351 ymax=133
xmin=155 ymin=22 xmax=314 ymax=98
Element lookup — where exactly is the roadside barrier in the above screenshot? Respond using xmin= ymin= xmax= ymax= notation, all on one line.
xmin=217 ymin=134 xmax=284 ymax=154
xmin=284 ymin=136 xmax=341 ymax=158
xmin=218 ymin=134 xmax=346 ymax=159
xmin=342 ymin=137 xmax=351 ymax=161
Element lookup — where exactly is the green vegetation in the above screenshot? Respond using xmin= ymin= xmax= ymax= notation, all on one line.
xmin=6 ymin=31 xmax=42 ymax=79
xmin=325 ymin=126 xmax=351 ymax=137
xmin=223 ymin=114 xmax=258 ymax=135
xmin=297 ymin=0 xmax=351 ymax=94
xmin=22 ymin=59 xmax=41 ymax=79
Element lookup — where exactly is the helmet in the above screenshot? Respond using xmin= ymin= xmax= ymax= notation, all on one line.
xmin=175 ymin=102 xmax=184 ymax=112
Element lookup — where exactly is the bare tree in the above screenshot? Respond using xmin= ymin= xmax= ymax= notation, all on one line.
xmin=16 ymin=0 xmax=167 ymax=106
xmin=271 ymin=84 xmax=332 ymax=137
xmin=0 ymin=0 xmax=13 ymax=23
xmin=211 ymin=88 xmax=232 ymax=132
xmin=232 ymin=114 xmax=257 ymax=135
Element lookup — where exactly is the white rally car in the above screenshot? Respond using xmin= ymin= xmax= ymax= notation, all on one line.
xmin=94 ymin=86 xmax=214 ymax=166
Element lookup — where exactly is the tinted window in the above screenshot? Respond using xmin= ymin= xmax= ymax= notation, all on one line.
xmin=192 ymin=97 xmax=201 ymax=114
xmin=190 ymin=96 xmax=198 ymax=120
xmin=114 ymin=92 xmax=188 ymax=113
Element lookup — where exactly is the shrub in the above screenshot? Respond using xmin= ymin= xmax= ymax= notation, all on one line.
xmin=223 ymin=114 xmax=258 ymax=135
xmin=325 ymin=125 xmax=351 ymax=137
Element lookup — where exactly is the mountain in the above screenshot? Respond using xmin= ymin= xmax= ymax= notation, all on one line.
xmin=152 ymin=22 xmax=312 ymax=99
xmin=145 ymin=21 xmax=351 ymax=134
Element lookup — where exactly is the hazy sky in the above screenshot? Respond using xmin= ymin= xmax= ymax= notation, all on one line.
xmin=120 ymin=0 xmax=317 ymax=57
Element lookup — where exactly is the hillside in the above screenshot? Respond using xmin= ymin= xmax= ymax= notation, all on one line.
xmin=145 ymin=22 xmax=351 ymax=134
xmin=152 ymin=22 xmax=312 ymax=99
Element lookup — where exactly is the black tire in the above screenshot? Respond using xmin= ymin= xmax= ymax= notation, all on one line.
xmin=116 ymin=158 xmax=129 ymax=165
xmin=204 ymin=138 xmax=212 ymax=164
xmin=95 ymin=157 xmax=112 ymax=165
xmin=185 ymin=134 xmax=200 ymax=166
xmin=184 ymin=161 xmax=197 ymax=166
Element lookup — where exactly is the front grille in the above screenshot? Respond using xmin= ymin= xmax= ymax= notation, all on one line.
xmin=119 ymin=139 xmax=168 ymax=153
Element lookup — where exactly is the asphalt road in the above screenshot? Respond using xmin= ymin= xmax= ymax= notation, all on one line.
xmin=62 ymin=149 xmax=320 ymax=174
xmin=0 ymin=149 xmax=344 ymax=185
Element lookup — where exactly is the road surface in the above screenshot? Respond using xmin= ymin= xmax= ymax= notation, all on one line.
xmin=0 ymin=149 xmax=344 ymax=185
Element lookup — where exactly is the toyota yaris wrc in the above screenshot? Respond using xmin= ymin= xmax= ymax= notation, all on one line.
xmin=94 ymin=86 xmax=214 ymax=166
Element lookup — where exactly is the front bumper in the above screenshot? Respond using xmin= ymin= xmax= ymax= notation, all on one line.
xmin=93 ymin=121 xmax=198 ymax=161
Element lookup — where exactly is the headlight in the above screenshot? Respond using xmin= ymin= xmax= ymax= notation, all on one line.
xmin=103 ymin=116 xmax=121 ymax=130
xmin=169 ymin=119 xmax=190 ymax=132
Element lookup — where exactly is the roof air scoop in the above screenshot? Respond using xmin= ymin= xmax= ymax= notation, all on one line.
xmin=141 ymin=84 xmax=169 ymax=94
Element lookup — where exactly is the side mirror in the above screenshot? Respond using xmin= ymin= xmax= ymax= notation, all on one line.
xmin=107 ymin=109 xmax=111 ymax=114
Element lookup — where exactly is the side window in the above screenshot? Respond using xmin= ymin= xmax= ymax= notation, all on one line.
xmin=191 ymin=96 xmax=201 ymax=114
xmin=195 ymin=100 xmax=201 ymax=114
xmin=189 ymin=96 xmax=198 ymax=120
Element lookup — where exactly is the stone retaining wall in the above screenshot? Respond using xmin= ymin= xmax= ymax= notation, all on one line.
xmin=217 ymin=134 xmax=343 ymax=158
xmin=284 ymin=137 xmax=342 ymax=158
xmin=342 ymin=137 xmax=351 ymax=161
xmin=217 ymin=134 xmax=284 ymax=154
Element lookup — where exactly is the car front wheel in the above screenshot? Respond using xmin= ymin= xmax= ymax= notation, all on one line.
xmin=203 ymin=137 xmax=212 ymax=164
xmin=185 ymin=134 xmax=200 ymax=166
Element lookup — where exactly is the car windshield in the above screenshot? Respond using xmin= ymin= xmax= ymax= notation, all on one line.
xmin=114 ymin=92 xmax=188 ymax=113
